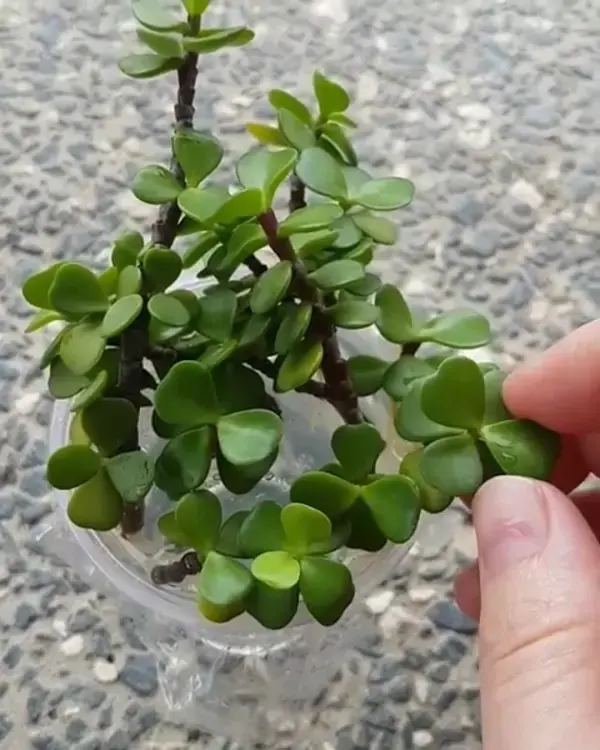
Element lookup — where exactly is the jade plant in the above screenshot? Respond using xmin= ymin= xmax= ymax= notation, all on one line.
xmin=22 ymin=0 xmax=560 ymax=630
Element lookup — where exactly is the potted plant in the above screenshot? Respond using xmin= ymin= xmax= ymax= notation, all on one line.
xmin=23 ymin=0 xmax=560 ymax=637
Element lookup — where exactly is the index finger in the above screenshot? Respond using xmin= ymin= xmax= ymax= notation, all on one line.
xmin=503 ymin=320 xmax=600 ymax=434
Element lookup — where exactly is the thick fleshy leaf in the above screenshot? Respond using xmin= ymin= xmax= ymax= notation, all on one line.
xmin=132 ymin=165 xmax=182 ymax=205
xmin=342 ymin=238 xmax=374 ymax=265
xmin=274 ymin=302 xmax=312 ymax=355
xmin=238 ymin=501 xmax=284 ymax=556
xmin=40 ymin=326 xmax=70 ymax=369
xmin=421 ymin=433 xmax=483 ymax=497
xmin=361 ymin=475 xmax=421 ymax=543
xmin=173 ymin=130 xmax=223 ymax=188
xmin=217 ymin=450 xmax=277 ymax=495
xmin=111 ymin=231 xmax=144 ymax=269
xmin=220 ymin=223 xmax=267 ymax=271
xmin=249 ymin=555 xmax=300 ymax=629
xmin=329 ymin=112 xmax=358 ymax=129
xmin=197 ymin=287 xmax=237 ymax=341
xmin=278 ymin=204 xmax=343 ymax=239
xmin=331 ymin=423 xmax=385 ymax=482
xmin=329 ymin=299 xmax=378 ymax=329
xmin=278 ymin=108 xmax=316 ymax=151
xmin=101 ymin=295 xmax=143 ymax=338
xmin=48 ymin=359 xmax=88 ymax=400
xmin=216 ymin=510 xmax=250 ymax=556
xmin=235 ymin=148 xmax=296 ymax=210
xmin=483 ymin=369 xmax=511 ymax=425
xmin=383 ymin=356 xmax=435 ymax=401
xmin=148 ymin=293 xmax=190 ymax=327
xmin=118 ymin=53 xmax=181 ymax=79
xmin=67 ymin=469 xmax=123 ymax=531
xmin=132 ymin=0 xmax=185 ymax=32
xmin=246 ymin=123 xmax=286 ymax=147
xmin=98 ymin=266 xmax=119 ymax=297
xmin=351 ymin=211 xmax=397 ymax=245
xmin=345 ymin=272 xmax=381 ymax=298
xmin=308 ymin=259 xmax=364 ymax=291
xmin=25 ymin=309 xmax=63 ymax=333
xmin=239 ymin=313 xmax=270 ymax=348
xmin=295 ymin=147 xmax=347 ymax=200
xmin=105 ymin=450 xmax=154 ymax=504
xmin=352 ymin=177 xmax=414 ymax=211
xmin=175 ymin=490 xmax=222 ymax=555
xmin=157 ymin=510 xmax=192 ymax=548
xmin=182 ymin=26 xmax=254 ymax=54
xmin=481 ymin=419 xmax=560 ymax=480
xmin=177 ymin=186 xmax=230 ymax=226
xmin=418 ymin=309 xmax=491 ymax=349
xmin=421 ymin=356 xmax=485 ymax=430
xmin=292 ymin=229 xmax=340 ymax=259
xmin=290 ymin=471 xmax=359 ymax=520
xmin=217 ymin=409 xmax=283 ymax=467
xmin=276 ymin=339 xmax=323 ymax=392
xmin=394 ymin=379 xmax=462 ymax=444
xmin=182 ymin=232 xmax=220 ymax=269
xmin=154 ymin=426 xmax=213 ymax=499
xmin=182 ymin=0 xmax=210 ymax=15
xmin=347 ymin=355 xmax=389 ymax=396
xmin=69 ymin=370 xmax=109 ymax=412
xmin=299 ymin=557 xmax=354 ymax=626
xmin=268 ymin=89 xmax=313 ymax=126
xmin=117 ymin=266 xmax=143 ymax=297
xmin=60 ymin=322 xmax=105 ymax=376
xmin=196 ymin=339 xmax=237 ymax=370
xmin=319 ymin=123 xmax=357 ymax=166
xmin=69 ymin=412 xmax=90 ymax=447
xmin=196 ymin=551 xmax=253 ymax=623
xmin=252 ymin=551 xmax=300 ymax=588
xmin=399 ymin=449 xmax=453 ymax=514
xmin=281 ymin=503 xmax=331 ymax=556
xmin=345 ymin=499 xmax=387 ymax=552
xmin=213 ymin=363 xmax=267 ymax=414
xmin=313 ymin=71 xmax=350 ymax=117
xmin=142 ymin=246 xmax=183 ymax=291
xmin=331 ymin=216 xmax=362 ymax=249
xmin=375 ymin=284 xmax=414 ymax=344
xmin=23 ymin=262 xmax=66 ymax=309
xmin=250 ymin=261 xmax=293 ymax=314
xmin=81 ymin=398 xmax=137 ymax=456
xmin=47 ymin=445 xmax=101 ymax=490
xmin=211 ymin=189 xmax=264 ymax=225
xmin=137 ymin=27 xmax=184 ymax=58
xmin=155 ymin=361 xmax=219 ymax=426
xmin=48 ymin=263 xmax=108 ymax=317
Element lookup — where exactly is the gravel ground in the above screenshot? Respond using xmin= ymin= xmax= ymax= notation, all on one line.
xmin=1 ymin=0 xmax=599 ymax=747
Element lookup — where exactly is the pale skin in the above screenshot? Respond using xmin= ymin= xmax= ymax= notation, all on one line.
xmin=454 ymin=319 xmax=600 ymax=750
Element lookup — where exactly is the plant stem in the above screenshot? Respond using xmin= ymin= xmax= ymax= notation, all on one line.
xmin=151 ymin=551 xmax=202 ymax=585
xmin=257 ymin=209 xmax=363 ymax=425
xmin=243 ymin=256 xmax=268 ymax=276
xmin=289 ymin=175 xmax=306 ymax=213
xmin=402 ymin=341 xmax=420 ymax=356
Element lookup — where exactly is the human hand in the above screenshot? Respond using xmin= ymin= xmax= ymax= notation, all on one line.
xmin=454 ymin=320 xmax=600 ymax=750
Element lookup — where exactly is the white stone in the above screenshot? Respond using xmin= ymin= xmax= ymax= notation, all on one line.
xmin=15 ymin=392 xmax=40 ymax=416
xmin=356 ymin=72 xmax=379 ymax=103
xmin=414 ymin=674 xmax=430 ymax=703
xmin=60 ymin=635 xmax=84 ymax=657
xmin=509 ymin=178 xmax=544 ymax=209
xmin=379 ymin=605 xmax=414 ymax=637
xmin=53 ymin=619 xmax=68 ymax=638
xmin=413 ymin=730 xmax=434 ymax=748
xmin=458 ymin=126 xmax=492 ymax=151
xmin=0 ymin=587 xmax=8 ymax=601
xmin=454 ymin=523 xmax=477 ymax=560
xmin=365 ymin=589 xmax=394 ymax=614
xmin=457 ymin=102 xmax=493 ymax=122
xmin=311 ymin=0 xmax=348 ymax=24
xmin=408 ymin=587 xmax=437 ymax=604
xmin=529 ymin=297 xmax=550 ymax=323
xmin=93 ymin=659 xmax=119 ymax=684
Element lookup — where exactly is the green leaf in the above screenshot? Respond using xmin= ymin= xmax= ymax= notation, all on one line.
xmin=196 ymin=339 xmax=237 ymax=370
xmin=175 ymin=490 xmax=222 ymax=555
xmin=252 ymin=550 xmax=300 ymax=587
xmin=196 ymin=551 xmax=253 ymax=623
xmin=182 ymin=0 xmax=210 ymax=15
xmin=483 ymin=369 xmax=511 ymax=425
xmin=308 ymin=259 xmax=364 ymax=291
xmin=217 ymin=449 xmax=277 ymax=495
xmin=236 ymin=148 xmax=297 ymax=210
xmin=177 ymin=185 xmax=230 ymax=226
xmin=182 ymin=232 xmax=220 ymax=269
xmin=277 ymin=108 xmax=316 ymax=151
xmin=157 ymin=510 xmax=192 ymax=547
xmin=276 ymin=339 xmax=323 ymax=392
xmin=143 ymin=245 xmax=183 ymax=291
xmin=101 ymin=295 xmax=143 ymax=338
xmin=481 ymin=419 xmax=560 ymax=480
xmin=313 ymin=71 xmax=350 ymax=117
xmin=214 ymin=363 xmax=267 ymax=414
xmin=352 ymin=177 xmax=414 ymax=211
xmin=246 ymin=123 xmax=286 ymax=147
xmin=155 ymin=426 xmax=213 ymax=499
xmin=69 ymin=412 xmax=90 ymax=447
xmin=48 ymin=359 xmax=88 ymax=399
xmin=173 ymin=130 xmax=223 ymax=188
xmin=345 ymin=499 xmax=387 ymax=552
xmin=418 ymin=308 xmax=491 ymax=349
xmin=22 ymin=262 xmax=66 ymax=309
xmin=421 ymin=433 xmax=483 ymax=497
xmin=296 ymin=147 xmax=347 ymax=200
xmin=274 ymin=302 xmax=312 ymax=354
xmin=278 ymin=204 xmax=343 ymax=239
xmin=105 ymin=450 xmax=154 ymax=504
xmin=299 ymin=557 xmax=354 ymax=626
xmin=238 ymin=501 xmax=284 ymax=556
xmin=239 ymin=313 xmax=270 ymax=348
xmin=347 ymin=355 xmax=389 ymax=396
xmin=217 ymin=409 xmax=283 ymax=467
xmin=290 ymin=471 xmax=359 ymax=520
xmin=383 ymin=356 xmax=435 ymax=401
xmin=249 ymin=552 xmax=300 ymax=629
xmin=345 ymin=272 xmax=381 ymax=298
xmin=394 ymin=379 xmax=462 ymax=444
xmin=81 ymin=398 xmax=137 ymax=456
xmin=182 ymin=26 xmax=254 ymax=53
xmin=318 ymin=123 xmax=357 ymax=167
xmin=268 ymin=89 xmax=313 ymax=126
xmin=211 ymin=189 xmax=264 ymax=225
xmin=250 ymin=261 xmax=293 ymax=314
xmin=361 ymin=475 xmax=421 ymax=543
xmin=98 ymin=267 xmax=119 ymax=297
xmin=132 ymin=0 xmax=185 ymax=31
xmin=328 ymin=112 xmax=358 ymax=129
xmin=67 ymin=469 xmax=123 ymax=531
xmin=196 ymin=287 xmax=237 ymax=341
xmin=399 ymin=449 xmax=453 ymax=514
xmin=148 ymin=293 xmax=190 ymax=327
xmin=111 ymin=231 xmax=144 ymax=269
xmin=329 ymin=300 xmax=378 ymax=329
xmin=331 ymin=216 xmax=362 ymax=249
xmin=351 ymin=211 xmax=398 ymax=245
xmin=69 ymin=370 xmax=109 ymax=412
xmin=48 ymin=263 xmax=108 ymax=317
xmin=60 ymin=322 xmax=105 ymax=376
xmin=216 ymin=510 xmax=250 ymax=556
xmin=421 ymin=356 xmax=485 ymax=430
xmin=375 ymin=284 xmax=414 ymax=343
xmin=117 ymin=266 xmax=143 ymax=297
xmin=331 ymin=423 xmax=385 ymax=482
xmin=281 ymin=503 xmax=331 ymax=556
xmin=47 ymin=445 xmax=101 ymax=490
xmin=132 ymin=165 xmax=182 ymax=205
xmin=137 ymin=27 xmax=184 ymax=57
xmin=25 ymin=309 xmax=63 ymax=333
xmin=292 ymin=229 xmax=340 ymax=259
xmin=340 ymin=238 xmax=374 ymax=265
xmin=155 ymin=361 xmax=220 ymax=426
xmin=220 ymin=223 xmax=267 ymax=271
xmin=118 ymin=53 xmax=181 ymax=79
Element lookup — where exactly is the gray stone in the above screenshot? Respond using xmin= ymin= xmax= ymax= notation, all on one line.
xmin=69 ymin=608 xmax=100 ymax=633
xmin=77 ymin=741 xmax=102 ymax=750
xmin=401 ymin=648 xmax=426 ymax=670
xmin=409 ymin=708 xmax=434 ymax=730
xmin=0 ymin=490 xmax=17 ymax=520
xmin=436 ymin=686 xmax=458 ymax=712
xmin=387 ymin=675 xmax=412 ymax=703
xmin=30 ymin=737 xmax=67 ymax=750
xmin=427 ymin=600 xmax=477 ymax=635
xmin=97 ymin=705 xmax=113 ymax=730
xmin=451 ymin=197 xmax=485 ymax=227
xmin=0 ymin=361 xmax=19 ymax=382
xmin=0 ymin=340 xmax=19 ymax=359
xmin=3 ymin=644 xmax=23 ymax=668
xmin=20 ymin=467 xmax=49 ymax=498
xmin=522 ymin=104 xmax=560 ymax=129
xmin=425 ymin=662 xmax=450 ymax=683
xmin=129 ymin=708 xmax=160 ymax=741
xmin=91 ymin=628 xmax=113 ymax=660
xmin=65 ymin=718 xmax=87 ymax=743
xmin=0 ymin=713 xmax=12 ymax=742
xmin=119 ymin=653 xmax=158 ymax=697
xmin=15 ymin=602 xmax=38 ymax=630
xmin=432 ymin=635 xmax=469 ymax=665
xmin=364 ymin=707 xmax=397 ymax=733
xmin=21 ymin=439 xmax=47 ymax=470
xmin=27 ymin=683 xmax=49 ymax=724
xmin=28 ymin=570 xmax=58 ymax=591
xmin=119 ymin=615 xmax=147 ymax=650
xmin=107 ymin=729 xmax=129 ymax=750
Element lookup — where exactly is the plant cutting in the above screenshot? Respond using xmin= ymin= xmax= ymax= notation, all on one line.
xmin=23 ymin=0 xmax=561 ymax=631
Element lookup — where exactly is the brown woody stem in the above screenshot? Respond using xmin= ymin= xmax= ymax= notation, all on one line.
xmin=151 ymin=551 xmax=202 ymax=585
xmin=289 ymin=175 xmax=306 ymax=213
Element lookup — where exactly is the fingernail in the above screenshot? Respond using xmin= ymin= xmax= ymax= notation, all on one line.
xmin=472 ymin=476 xmax=549 ymax=577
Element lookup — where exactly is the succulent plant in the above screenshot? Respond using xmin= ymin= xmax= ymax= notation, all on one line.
xmin=23 ymin=0 xmax=561 ymax=630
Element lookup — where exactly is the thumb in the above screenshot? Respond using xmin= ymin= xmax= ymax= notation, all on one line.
xmin=472 ymin=476 xmax=600 ymax=750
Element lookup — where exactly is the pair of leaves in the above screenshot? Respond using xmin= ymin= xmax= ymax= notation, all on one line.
xmin=25 ymin=263 xmax=108 ymax=319
xmin=158 ymin=489 xmax=222 ymax=554
xmin=235 ymin=147 xmax=296 ymax=212
xmin=173 ymin=130 xmax=223 ymax=188
xmin=182 ymin=26 xmax=255 ymax=54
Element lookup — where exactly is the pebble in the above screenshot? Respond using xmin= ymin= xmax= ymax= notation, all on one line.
xmin=427 ymin=600 xmax=478 ymax=635
xmin=0 ymin=714 xmax=12 ymax=742
xmin=408 ymin=587 xmax=437 ymax=604
xmin=413 ymin=729 xmax=434 ymax=748
xmin=65 ymin=718 xmax=87 ymax=743
xmin=60 ymin=635 xmax=84 ymax=657
xmin=14 ymin=602 xmax=38 ymax=630
xmin=93 ymin=659 xmax=119 ymax=684
xmin=20 ymin=467 xmax=48 ymax=498
xmin=69 ymin=608 xmax=100 ymax=633
xmin=365 ymin=589 xmax=394 ymax=614
xmin=509 ymin=178 xmax=544 ymax=209
xmin=119 ymin=653 xmax=159 ymax=697
xmin=3 ymin=644 xmax=23 ymax=668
